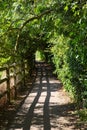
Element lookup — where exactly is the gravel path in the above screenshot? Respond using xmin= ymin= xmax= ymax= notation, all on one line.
xmin=6 ymin=62 xmax=84 ymax=130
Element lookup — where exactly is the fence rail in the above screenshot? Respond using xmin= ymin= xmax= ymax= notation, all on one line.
xmin=0 ymin=61 xmax=28 ymax=104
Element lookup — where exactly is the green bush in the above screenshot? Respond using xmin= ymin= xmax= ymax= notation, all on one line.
xmin=50 ymin=1 xmax=87 ymax=106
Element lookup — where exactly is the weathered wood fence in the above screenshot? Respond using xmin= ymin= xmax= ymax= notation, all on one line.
xmin=0 ymin=61 xmax=28 ymax=104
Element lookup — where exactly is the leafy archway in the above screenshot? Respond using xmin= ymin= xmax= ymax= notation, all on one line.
xmin=0 ymin=0 xmax=87 ymax=109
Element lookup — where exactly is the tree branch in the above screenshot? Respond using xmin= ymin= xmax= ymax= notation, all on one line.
xmin=15 ymin=8 xmax=53 ymax=51
xmin=21 ymin=9 xmax=53 ymax=30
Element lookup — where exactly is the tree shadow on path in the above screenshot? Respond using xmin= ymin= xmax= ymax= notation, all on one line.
xmin=6 ymin=62 xmax=85 ymax=130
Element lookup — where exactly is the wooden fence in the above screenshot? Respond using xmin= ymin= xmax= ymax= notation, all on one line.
xmin=0 ymin=61 xmax=28 ymax=104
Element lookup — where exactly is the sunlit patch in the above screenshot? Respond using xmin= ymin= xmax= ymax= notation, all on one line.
xmin=49 ymin=79 xmax=61 ymax=84
xmin=30 ymin=125 xmax=43 ymax=130
xmin=42 ymin=80 xmax=47 ymax=83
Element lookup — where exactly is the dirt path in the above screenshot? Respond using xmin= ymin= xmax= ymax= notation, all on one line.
xmin=5 ymin=62 xmax=85 ymax=130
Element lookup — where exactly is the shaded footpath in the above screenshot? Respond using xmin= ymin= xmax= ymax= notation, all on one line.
xmin=6 ymin=62 xmax=86 ymax=130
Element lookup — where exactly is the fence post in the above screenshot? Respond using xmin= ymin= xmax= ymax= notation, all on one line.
xmin=21 ymin=60 xmax=26 ymax=90
xmin=6 ymin=66 xmax=10 ymax=103
xmin=23 ymin=61 xmax=26 ymax=87
xmin=13 ymin=63 xmax=17 ymax=99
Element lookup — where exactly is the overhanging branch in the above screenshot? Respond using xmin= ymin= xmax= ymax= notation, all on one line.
xmin=21 ymin=9 xmax=53 ymax=30
xmin=15 ymin=8 xmax=53 ymax=51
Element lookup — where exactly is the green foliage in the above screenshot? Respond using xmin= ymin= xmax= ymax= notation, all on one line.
xmin=50 ymin=0 xmax=87 ymax=107
xmin=78 ymin=109 xmax=87 ymax=122
xmin=35 ymin=50 xmax=45 ymax=61
xmin=51 ymin=34 xmax=76 ymax=99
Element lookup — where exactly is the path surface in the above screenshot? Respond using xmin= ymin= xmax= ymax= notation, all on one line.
xmin=7 ymin=62 xmax=83 ymax=130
